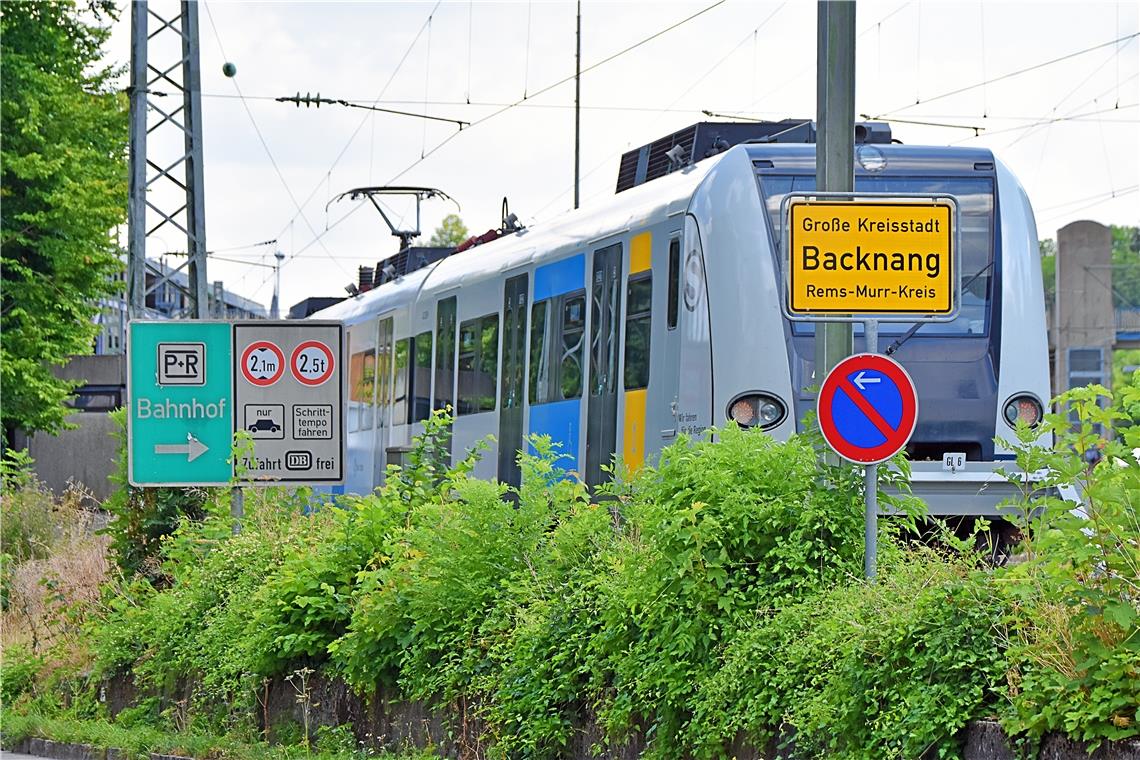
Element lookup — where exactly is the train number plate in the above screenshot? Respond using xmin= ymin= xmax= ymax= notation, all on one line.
xmin=942 ymin=452 xmax=967 ymax=472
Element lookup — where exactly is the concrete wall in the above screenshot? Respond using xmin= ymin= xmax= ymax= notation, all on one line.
xmin=1053 ymin=220 xmax=1114 ymax=397
xmin=26 ymin=412 xmax=121 ymax=503
xmin=21 ymin=355 xmax=125 ymax=504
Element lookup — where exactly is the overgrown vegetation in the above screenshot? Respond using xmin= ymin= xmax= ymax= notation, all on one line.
xmin=1 ymin=0 xmax=129 ymax=438
xmin=3 ymin=377 xmax=1138 ymax=758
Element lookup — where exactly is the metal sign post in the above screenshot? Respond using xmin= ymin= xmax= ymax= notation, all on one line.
xmin=864 ymin=319 xmax=879 ymax=579
xmin=783 ymin=194 xmax=954 ymax=579
xmin=817 ymin=349 xmax=918 ymax=579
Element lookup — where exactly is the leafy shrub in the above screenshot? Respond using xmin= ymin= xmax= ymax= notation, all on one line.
xmin=481 ymin=475 xmax=615 ymax=756
xmin=331 ymin=426 xmax=576 ymax=701
xmin=90 ymin=484 xmax=315 ymax=731
xmin=0 ymin=643 xmax=44 ymax=703
xmin=1 ymin=449 xmax=57 ymax=564
xmin=101 ymin=409 xmax=210 ymax=580
xmin=587 ymin=427 xmax=870 ymax=755
xmin=998 ymin=382 xmax=1140 ymax=744
xmin=692 ymin=549 xmax=1006 ymax=759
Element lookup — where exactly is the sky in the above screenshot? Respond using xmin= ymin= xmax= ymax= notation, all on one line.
xmin=105 ymin=0 xmax=1140 ymax=313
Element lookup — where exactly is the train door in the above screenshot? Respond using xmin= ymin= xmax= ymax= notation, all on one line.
xmin=433 ymin=296 xmax=457 ymax=461
xmin=345 ymin=320 xmax=378 ymax=494
xmin=621 ymin=232 xmax=653 ymax=475
xmin=528 ymin=254 xmax=587 ymax=475
xmin=498 ymin=273 xmax=529 ymax=487
xmin=585 ymin=242 xmax=623 ymax=488
xmin=654 ymin=234 xmax=683 ymax=446
xmin=371 ymin=315 xmax=394 ymax=486
xmin=677 ymin=216 xmax=713 ymax=437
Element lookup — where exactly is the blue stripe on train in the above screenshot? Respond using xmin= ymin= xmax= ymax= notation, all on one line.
xmin=534 ymin=253 xmax=585 ymax=301
xmin=528 ymin=399 xmax=582 ymax=477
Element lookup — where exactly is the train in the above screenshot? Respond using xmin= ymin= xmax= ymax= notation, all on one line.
xmin=313 ymin=120 xmax=1053 ymax=517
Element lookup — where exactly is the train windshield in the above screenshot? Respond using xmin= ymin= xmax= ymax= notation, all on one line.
xmin=759 ymin=175 xmax=995 ymax=336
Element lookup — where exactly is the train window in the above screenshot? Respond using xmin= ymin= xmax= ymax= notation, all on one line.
xmin=349 ymin=348 xmax=376 ymax=432
xmin=458 ymin=313 xmax=499 ymax=414
xmin=624 ymin=274 xmax=652 ymax=390
xmin=434 ymin=297 xmax=457 ymax=413
xmin=667 ymin=238 xmax=680 ymax=330
xmin=375 ymin=319 xmax=394 ymax=421
xmin=590 ymin=243 xmax=622 ymax=398
xmin=561 ymin=295 xmax=585 ymax=399
xmin=529 ymin=302 xmax=549 ymax=404
xmin=393 ymin=338 xmax=410 ymax=425
xmin=529 ymin=291 xmax=586 ymax=404
xmin=412 ymin=331 xmax=433 ymax=423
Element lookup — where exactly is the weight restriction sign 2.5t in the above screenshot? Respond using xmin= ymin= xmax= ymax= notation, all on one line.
xmin=290 ymin=340 xmax=335 ymax=386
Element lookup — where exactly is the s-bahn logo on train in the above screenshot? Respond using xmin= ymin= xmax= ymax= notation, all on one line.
xmin=783 ymin=196 xmax=959 ymax=320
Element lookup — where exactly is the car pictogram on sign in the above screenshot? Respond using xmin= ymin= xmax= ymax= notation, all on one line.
xmin=817 ymin=353 xmax=918 ymax=465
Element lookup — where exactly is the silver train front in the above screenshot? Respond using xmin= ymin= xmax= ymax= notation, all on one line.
xmin=315 ymin=143 xmax=1051 ymax=516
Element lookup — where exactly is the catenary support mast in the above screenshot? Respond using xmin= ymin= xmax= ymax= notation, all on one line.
xmin=814 ymin=0 xmax=856 ymax=388
xmin=128 ymin=1 xmax=209 ymax=318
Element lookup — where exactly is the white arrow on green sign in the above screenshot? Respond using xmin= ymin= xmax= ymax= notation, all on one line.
xmin=153 ymin=435 xmax=210 ymax=462
xmin=128 ymin=322 xmax=233 ymax=486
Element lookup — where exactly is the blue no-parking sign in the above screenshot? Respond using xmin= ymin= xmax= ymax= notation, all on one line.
xmin=817 ymin=353 xmax=918 ymax=465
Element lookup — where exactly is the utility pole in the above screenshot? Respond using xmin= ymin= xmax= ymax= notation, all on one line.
xmin=814 ymin=1 xmax=856 ymax=397
xmin=270 ymin=250 xmax=285 ymax=319
xmin=574 ymin=0 xmax=581 ymax=210
xmin=128 ymin=1 xmax=210 ymax=319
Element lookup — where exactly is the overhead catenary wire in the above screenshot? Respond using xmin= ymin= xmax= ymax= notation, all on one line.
xmin=948 ymin=103 xmax=1137 ymax=144
xmin=1038 ymin=184 xmax=1140 ymax=213
xmin=1037 ymin=185 xmax=1139 ymax=225
xmin=873 ymin=32 xmax=1140 ymax=118
xmin=201 ymin=1 xmax=350 ymax=280
xmin=290 ymin=0 xmax=730 ymax=256
xmin=275 ymin=93 xmax=469 ymax=128
xmin=533 ymin=2 xmax=789 ymax=220
xmin=1007 ymin=38 xmax=1137 ymax=149
xmin=270 ymin=1 xmax=443 ymax=249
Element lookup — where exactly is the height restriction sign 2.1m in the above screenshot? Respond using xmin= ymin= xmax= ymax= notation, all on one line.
xmin=783 ymin=197 xmax=958 ymax=320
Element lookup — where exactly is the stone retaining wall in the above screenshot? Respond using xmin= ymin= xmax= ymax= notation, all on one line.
xmin=15 ymin=672 xmax=1134 ymax=760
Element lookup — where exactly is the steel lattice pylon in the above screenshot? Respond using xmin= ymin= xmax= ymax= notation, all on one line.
xmin=127 ymin=0 xmax=209 ymax=318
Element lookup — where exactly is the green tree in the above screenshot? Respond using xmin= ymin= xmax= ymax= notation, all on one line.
xmin=428 ymin=213 xmax=468 ymax=247
xmin=1040 ymin=238 xmax=1056 ymax=308
xmin=1 ymin=1 xmax=128 ymax=438
xmin=1110 ymin=224 xmax=1140 ymax=309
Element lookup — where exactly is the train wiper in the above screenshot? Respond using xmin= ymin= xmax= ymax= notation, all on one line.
xmin=883 ymin=261 xmax=995 ymax=356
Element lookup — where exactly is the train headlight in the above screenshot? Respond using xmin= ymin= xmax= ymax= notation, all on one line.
xmin=727 ymin=393 xmax=786 ymax=430
xmin=1003 ymin=394 xmax=1043 ymax=429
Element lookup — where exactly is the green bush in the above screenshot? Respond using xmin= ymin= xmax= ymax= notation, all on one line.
xmin=589 ymin=427 xmax=874 ymax=756
xmin=997 ymin=382 xmax=1140 ymax=745
xmin=691 ymin=549 xmax=1005 ymax=759
xmin=100 ymin=409 xmax=211 ymax=581
xmin=58 ymin=394 xmax=1138 ymax=758
xmin=0 ymin=643 xmax=45 ymax=704
xmin=0 ymin=712 xmax=437 ymax=760
xmin=249 ymin=412 xmax=471 ymax=679
xmin=331 ymin=429 xmax=580 ymax=701
xmin=90 ymin=484 xmax=316 ymax=732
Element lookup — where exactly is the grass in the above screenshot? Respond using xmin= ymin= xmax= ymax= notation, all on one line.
xmin=0 ymin=712 xmax=441 ymax=760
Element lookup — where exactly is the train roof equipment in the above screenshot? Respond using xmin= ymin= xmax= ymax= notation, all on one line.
xmin=615 ymin=119 xmax=892 ymax=193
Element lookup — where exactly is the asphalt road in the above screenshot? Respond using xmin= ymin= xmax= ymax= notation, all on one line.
xmin=1 ymin=752 xmax=44 ymax=760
